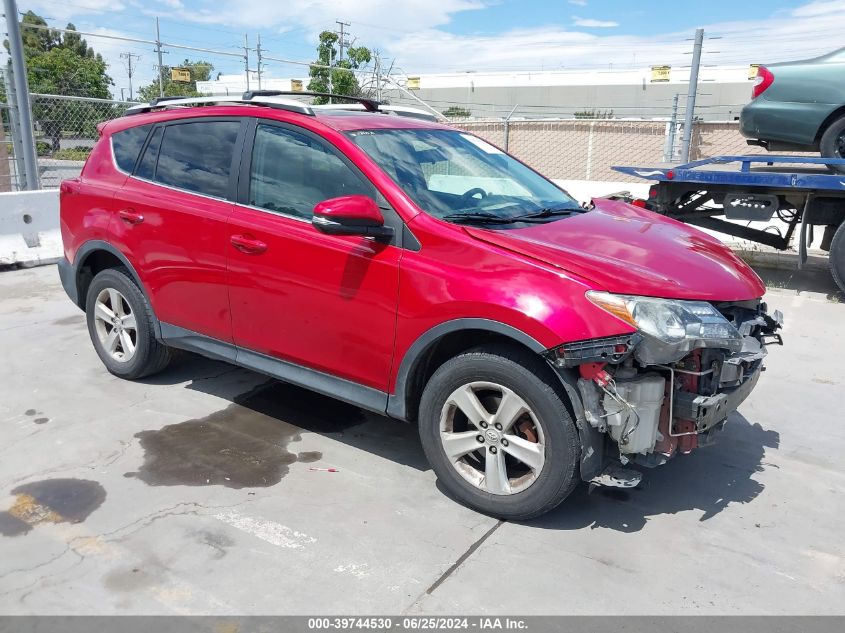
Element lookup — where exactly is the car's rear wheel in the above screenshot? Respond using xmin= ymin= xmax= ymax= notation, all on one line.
xmin=418 ymin=344 xmax=580 ymax=520
xmin=85 ymin=267 xmax=172 ymax=379
xmin=820 ymin=115 xmax=845 ymax=174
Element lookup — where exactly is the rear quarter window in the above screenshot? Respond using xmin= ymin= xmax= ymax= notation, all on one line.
xmin=112 ymin=124 xmax=152 ymax=173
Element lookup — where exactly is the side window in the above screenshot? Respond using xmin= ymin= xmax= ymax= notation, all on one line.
xmin=135 ymin=126 xmax=162 ymax=181
xmin=249 ymin=123 xmax=374 ymax=220
xmin=112 ymin=124 xmax=151 ymax=173
xmin=154 ymin=121 xmax=240 ymax=199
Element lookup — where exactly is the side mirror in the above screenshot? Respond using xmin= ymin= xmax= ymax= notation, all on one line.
xmin=312 ymin=195 xmax=394 ymax=241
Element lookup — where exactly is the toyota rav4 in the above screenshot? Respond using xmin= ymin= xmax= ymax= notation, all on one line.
xmin=58 ymin=92 xmax=782 ymax=520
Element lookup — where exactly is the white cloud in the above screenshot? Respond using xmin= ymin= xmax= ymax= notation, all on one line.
xmin=791 ymin=0 xmax=845 ymax=16
xmin=22 ymin=0 xmax=125 ymax=25
xmin=568 ymin=0 xmax=588 ymax=5
xmin=572 ymin=16 xmax=618 ymax=28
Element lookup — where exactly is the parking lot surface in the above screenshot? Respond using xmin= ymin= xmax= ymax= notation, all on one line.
xmin=1 ymin=264 xmax=843 ymax=615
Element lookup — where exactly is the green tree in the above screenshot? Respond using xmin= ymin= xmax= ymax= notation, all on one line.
xmin=137 ymin=59 xmax=214 ymax=102
xmin=307 ymin=31 xmax=371 ymax=104
xmin=4 ymin=12 xmax=113 ymax=152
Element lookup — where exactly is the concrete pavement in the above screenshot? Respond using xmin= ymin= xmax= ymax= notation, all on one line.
xmin=0 ymin=264 xmax=843 ymax=614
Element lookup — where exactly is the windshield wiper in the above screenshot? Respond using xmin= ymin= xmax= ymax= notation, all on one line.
xmin=442 ymin=212 xmax=519 ymax=225
xmin=509 ymin=206 xmax=585 ymax=221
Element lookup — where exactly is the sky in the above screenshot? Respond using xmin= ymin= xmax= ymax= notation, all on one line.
xmin=9 ymin=0 xmax=845 ymax=100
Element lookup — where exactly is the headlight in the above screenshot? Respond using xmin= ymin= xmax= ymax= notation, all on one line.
xmin=586 ymin=291 xmax=742 ymax=364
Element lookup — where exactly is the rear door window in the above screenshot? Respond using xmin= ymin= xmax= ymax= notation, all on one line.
xmin=112 ymin=124 xmax=152 ymax=173
xmin=154 ymin=121 xmax=240 ymax=199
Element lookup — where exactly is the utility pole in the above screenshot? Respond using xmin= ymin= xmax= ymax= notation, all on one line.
xmin=121 ymin=52 xmax=140 ymax=100
xmin=256 ymin=34 xmax=263 ymax=90
xmin=3 ymin=0 xmax=40 ymax=189
xmin=680 ymin=28 xmax=704 ymax=163
xmin=663 ymin=93 xmax=680 ymax=162
xmin=155 ymin=17 xmax=165 ymax=97
xmin=243 ymin=34 xmax=250 ymax=92
xmin=336 ymin=20 xmax=351 ymax=62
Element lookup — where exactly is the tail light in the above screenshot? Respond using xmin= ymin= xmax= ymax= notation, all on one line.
xmin=752 ymin=66 xmax=774 ymax=99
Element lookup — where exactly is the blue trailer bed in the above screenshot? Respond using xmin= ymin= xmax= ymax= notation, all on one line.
xmin=612 ymin=155 xmax=845 ymax=292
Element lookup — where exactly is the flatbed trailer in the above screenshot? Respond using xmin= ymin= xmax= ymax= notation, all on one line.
xmin=612 ymin=155 xmax=845 ymax=293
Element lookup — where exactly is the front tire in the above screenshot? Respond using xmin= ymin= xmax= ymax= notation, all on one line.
xmin=85 ymin=267 xmax=172 ymax=379
xmin=820 ymin=115 xmax=845 ymax=174
xmin=418 ymin=344 xmax=580 ymax=520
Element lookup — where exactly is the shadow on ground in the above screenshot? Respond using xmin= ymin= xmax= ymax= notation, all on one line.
xmin=528 ymin=413 xmax=780 ymax=533
xmin=135 ymin=352 xmax=429 ymax=475
xmin=137 ymin=354 xmax=779 ymax=528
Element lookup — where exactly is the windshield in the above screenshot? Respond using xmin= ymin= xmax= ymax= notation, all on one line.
xmin=347 ymin=128 xmax=581 ymax=224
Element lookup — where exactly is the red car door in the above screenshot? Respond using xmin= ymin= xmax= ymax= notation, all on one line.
xmin=226 ymin=121 xmax=402 ymax=392
xmin=110 ymin=118 xmax=244 ymax=342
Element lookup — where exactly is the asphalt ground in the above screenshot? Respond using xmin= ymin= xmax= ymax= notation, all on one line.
xmin=0 ymin=264 xmax=843 ymax=615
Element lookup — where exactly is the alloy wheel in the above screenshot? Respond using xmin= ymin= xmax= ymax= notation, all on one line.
xmin=439 ymin=381 xmax=545 ymax=495
xmin=93 ymin=287 xmax=137 ymax=363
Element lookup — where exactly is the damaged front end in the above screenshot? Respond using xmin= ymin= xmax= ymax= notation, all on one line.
xmin=547 ymin=294 xmax=783 ymax=487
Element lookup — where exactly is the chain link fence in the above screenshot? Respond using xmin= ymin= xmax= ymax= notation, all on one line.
xmin=29 ymin=94 xmax=139 ymax=188
xmin=2 ymin=89 xmax=763 ymax=191
xmin=1 ymin=78 xmax=139 ymax=191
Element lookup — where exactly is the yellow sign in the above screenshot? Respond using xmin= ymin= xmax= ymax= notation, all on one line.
xmin=748 ymin=64 xmax=760 ymax=80
xmin=406 ymin=76 xmax=421 ymax=90
xmin=650 ymin=65 xmax=671 ymax=82
xmin=171 ymin=68 xmax=191 ymax=83
xmin=290 ymin=79 xmax=303 ymax=92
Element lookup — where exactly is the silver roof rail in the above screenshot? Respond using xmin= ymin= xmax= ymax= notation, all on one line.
xmin=312 ymin=102 xmax=442 ymax=122
xmin=124 ymin=94 xmax=314 ymax=116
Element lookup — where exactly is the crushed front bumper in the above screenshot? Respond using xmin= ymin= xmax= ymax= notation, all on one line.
xmin=672 ymin=361 xmax=762 ymax=434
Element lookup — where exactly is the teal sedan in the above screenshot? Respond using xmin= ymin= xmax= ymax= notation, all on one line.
xmin=741 ymin=48 xmax=845 ymax=171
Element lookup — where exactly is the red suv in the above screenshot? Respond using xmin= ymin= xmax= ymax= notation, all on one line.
xmin=59 ymin=92 xmax=782 ymax=519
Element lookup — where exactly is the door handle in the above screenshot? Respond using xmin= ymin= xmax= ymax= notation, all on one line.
xmin=118 ymin=208 xmax=144 ymax=224
xmin=230 ymin=234 xmax=268 ymax=254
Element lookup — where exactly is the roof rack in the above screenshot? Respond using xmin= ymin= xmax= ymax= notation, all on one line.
xmin=124 ymin=94 xmax=315 ymax=116
xmin=241 ymin=90 xmax=381 ymax=112
xmin=124 ymin=90 xmax=385 ymax=118
xmin=312 ymin=102 xmax=442 ymax=122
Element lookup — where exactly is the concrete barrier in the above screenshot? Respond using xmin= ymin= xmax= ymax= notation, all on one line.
xmin=0 ymin=189 xmax=62 ymax=267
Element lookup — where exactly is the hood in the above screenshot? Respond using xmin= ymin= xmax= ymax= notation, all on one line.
xmin=464 ymin=199 xmax=765 ymax=301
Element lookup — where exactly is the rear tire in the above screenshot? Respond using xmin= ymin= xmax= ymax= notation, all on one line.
xmin=820 ymin=115 xmax=845 ymax=174
xmin=418 ymin=344 xmax=580 ymax=521
xmin=85 ymin=267 xmax=172 ymax=380
xmin=829 ymin=221 xmax=845 ymax=295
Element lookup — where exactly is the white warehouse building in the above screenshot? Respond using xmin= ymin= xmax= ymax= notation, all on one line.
xmin=196 ymin=64 xmax=758 ymax=122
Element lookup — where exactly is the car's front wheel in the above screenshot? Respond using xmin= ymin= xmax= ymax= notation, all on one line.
xmin=418 ymin=344 xmax=581 ymax=520
xmin=85 ymin=267 xmax=172 ymax=380
xmin=820 ymin=114 xmax=845 ymax=174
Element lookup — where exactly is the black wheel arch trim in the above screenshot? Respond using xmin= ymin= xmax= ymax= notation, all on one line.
xmin=386 ymin=318 xmax=547 ymax=421
xmin=386 ymin=317 xmax=601 ymax=480
xmin=70 ymin=240 xmax=161 ymax=337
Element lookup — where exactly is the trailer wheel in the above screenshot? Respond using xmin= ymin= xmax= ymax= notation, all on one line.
xmin=829 ymin=221 xmax=845 ymax=295
xmin=820 ymin=115 xmax=845 ymax=174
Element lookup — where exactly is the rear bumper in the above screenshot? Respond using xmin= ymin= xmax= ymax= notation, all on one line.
xmin=740 ymin=99 xmax=829 ymax=148
xmin=57 ymin=256 xmax=80 ymax=307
